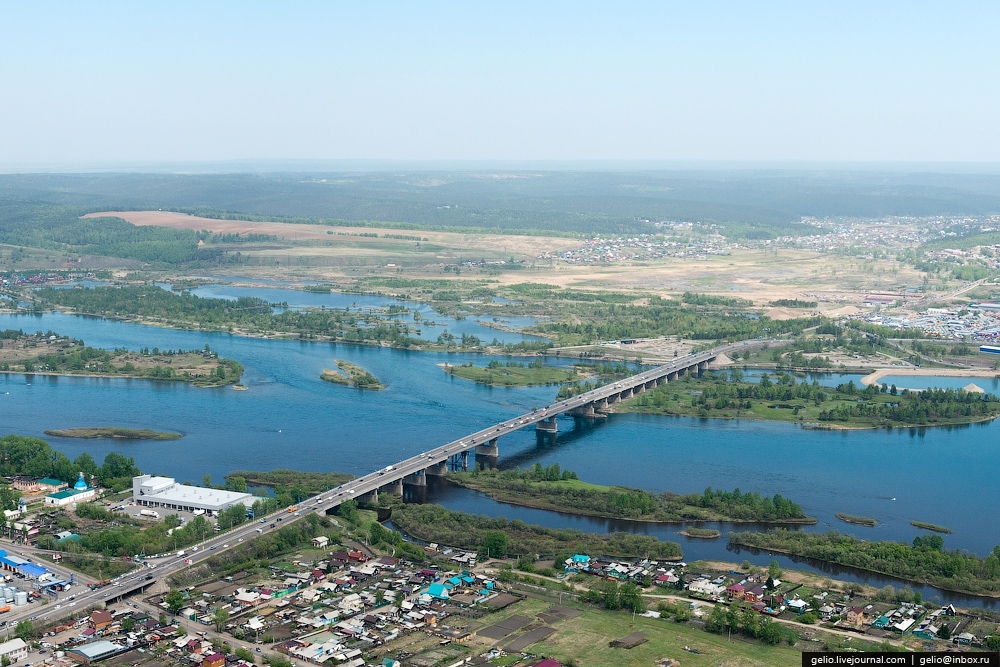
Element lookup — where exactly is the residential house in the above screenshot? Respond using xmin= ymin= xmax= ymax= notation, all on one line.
xmin=90 ymin=610 xmax=114 ymax=631
xmin=202 ymin=653 xmax=225 ymax=667
xmin=845 ymin=607 xmax=866 ymax=627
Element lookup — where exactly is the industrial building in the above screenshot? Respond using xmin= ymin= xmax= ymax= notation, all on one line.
xmin=67 ymin=641 xmax=125 ymax=664
xmin=132 ymin=475 xmax=254 ymax=515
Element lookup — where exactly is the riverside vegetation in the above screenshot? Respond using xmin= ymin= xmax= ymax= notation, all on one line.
xmin=447 ymin=464 xmax=815 ymax=523
xmin=388 ymin=502 xmax=685 ymax=560
xmin=34 ymin=281 xmax=829 ymax=350
xmin=729 ymin=530 xmax=1000 ymax=597
xmin=620 ymin=370 xmax=1000 ymax=428
xmin=444 ymin=358 xmax=578 ymax=386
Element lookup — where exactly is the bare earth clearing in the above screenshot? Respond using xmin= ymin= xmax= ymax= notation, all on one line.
xmin=84 ymin=211 xmax=932 ymax=310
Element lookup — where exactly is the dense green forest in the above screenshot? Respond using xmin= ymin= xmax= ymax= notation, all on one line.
xmin=0 ymin=434 xmax=141 ymax=491
xmin=391 ymin=503 xmax=684 ymax=559
xmin=0 ymin=202 xmax=206 ymax=263
xmin=449 ymin=465 xmax=812 ymax=523
xmin=729 ymin=529 xmax=1000 ymax=596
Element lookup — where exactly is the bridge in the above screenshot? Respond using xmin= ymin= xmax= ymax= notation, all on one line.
xmin=316 ymin=338 xmax=782 ymax=506
xmin=0 ymin=338 xmax=783 ymax=627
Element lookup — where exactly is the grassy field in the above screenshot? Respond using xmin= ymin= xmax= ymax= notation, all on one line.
xmin=444 ymin=361 xmax=580 ymax=386
xmin=526 ymin=600 xmax=803 ymax=667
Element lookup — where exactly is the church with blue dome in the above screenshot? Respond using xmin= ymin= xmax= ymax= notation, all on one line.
xmin=44 ymin=472 xmax=98 ymax=507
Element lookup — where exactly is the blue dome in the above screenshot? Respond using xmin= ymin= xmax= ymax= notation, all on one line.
xmin=74 ymin=472 xmax=88 ymax=491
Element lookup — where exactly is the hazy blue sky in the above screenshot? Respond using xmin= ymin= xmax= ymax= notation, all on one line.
xmin=2 ymin=2 xmax=998 ymax=166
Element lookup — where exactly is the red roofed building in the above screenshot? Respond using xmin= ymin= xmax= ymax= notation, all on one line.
xmin=203 ymin=653 xmax=225 ymax=667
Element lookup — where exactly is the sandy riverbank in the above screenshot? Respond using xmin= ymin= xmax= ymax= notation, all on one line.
xmin=861 ymin=367 xmax=1000 ymax=389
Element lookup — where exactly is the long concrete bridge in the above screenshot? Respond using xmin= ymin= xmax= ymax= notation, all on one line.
xmin=321 ymin=338 xmax=783 ymax=506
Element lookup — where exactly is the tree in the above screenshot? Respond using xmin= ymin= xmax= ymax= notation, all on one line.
xmin=768 ymin=560 xmax=782 ymax=579
xmin=165 ymin=589 xmax=186 ymax=614
xmin=212 ymin=607 xmax=230 ymax=632
xmin=236 ymin=648 xmax=255 ymax=663
xmin=159 ymin=613 xmax=168 ymax=627
xmin=937 ymin=624 xmax=952 ymax=640
xmin=986 ymin=635 xmax=1000 ymax=651
xmin=481 ymin=530 xmax=510 ymax=559
xmin=618 ymin=582 xmax=644 ymax=613
xmin=121 ymin=616 xmax=135 ymax=632
xmin=2 ymin=654 xmax=11 ymax=667
xmin=226 ymin=476 xmax=248 ymax=493
xmin=14 ymin=620 xmax=33 ymax=641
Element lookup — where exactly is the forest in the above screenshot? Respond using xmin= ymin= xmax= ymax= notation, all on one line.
xmin=729 ymin=529 xmax=1000 ymax=596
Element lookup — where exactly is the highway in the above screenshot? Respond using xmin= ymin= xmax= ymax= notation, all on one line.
xmin=0 ymin=338 xmax=783 ymax=629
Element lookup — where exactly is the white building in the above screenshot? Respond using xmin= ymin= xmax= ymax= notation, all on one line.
xmin=0 ymin=638 xmax=28 ymax=663
xmin=44 ymin=473 xmax=97 ymax=506
xmin=132 ymin=475 xmax=254 ymax=515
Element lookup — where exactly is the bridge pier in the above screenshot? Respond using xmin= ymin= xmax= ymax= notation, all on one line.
xmin=668 ymin=372 xmax=678 ymax=381
xmin=461 ymin=450 xmax=469 ymax=471
xmin=572 ymin=403 xmax=595 ymax=418
xmin=476 ymin=438 xmax=499 ymax=457
xmin=405 ymin=470 xmax=427 ymax=486
xmin=535 ymin=417 xmax=558 ymax=433
xmin=595 ymin=398 xmax=609 ymax=411
xmin=358 ymin=489 xmax=378 ymax=505
xmin=388 ymin=479 xmax=403 ymax=496
xmin=426 ymin=461 xmax=448 ymax=476
xmin=621 ymin=387 xmax=633 ymax=400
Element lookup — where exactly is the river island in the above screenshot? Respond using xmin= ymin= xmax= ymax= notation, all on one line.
xmin=44 ymin=427 xmax=182 ymax=440
xmin=0 ymin=329 xmax=243 ymax=387
xmin=321 ymin=360 xmax=385 ymax=389
xmin=614 ymin=371 xmax=1000 ymax=429
xmin=447 ymin=464 xmax=817 ymax=524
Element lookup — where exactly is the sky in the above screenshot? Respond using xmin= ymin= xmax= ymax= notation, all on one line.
xmin=2 ymin=1 xmax=999 ymax=167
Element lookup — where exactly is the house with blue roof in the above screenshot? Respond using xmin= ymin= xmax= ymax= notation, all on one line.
xmin=426 ymin=583 xmax=450 ymax=600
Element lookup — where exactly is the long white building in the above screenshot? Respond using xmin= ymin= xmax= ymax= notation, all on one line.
xmin=132 ymin=475 xmax=254 ymax=515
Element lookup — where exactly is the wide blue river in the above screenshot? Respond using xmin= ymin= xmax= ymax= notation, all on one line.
xmin=2 ymin=290 xmax=999 ymax=605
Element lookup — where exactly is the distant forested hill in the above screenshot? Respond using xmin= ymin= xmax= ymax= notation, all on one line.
xmin=2 ymin=170 xmax=1000 ymax=250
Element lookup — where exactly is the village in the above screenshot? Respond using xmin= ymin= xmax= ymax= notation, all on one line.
xmin=1 ymin=482 xmax=999 ymax=667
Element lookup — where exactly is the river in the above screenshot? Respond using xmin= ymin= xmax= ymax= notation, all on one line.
xmin=2 ymin=287 xmax=999 ymax=606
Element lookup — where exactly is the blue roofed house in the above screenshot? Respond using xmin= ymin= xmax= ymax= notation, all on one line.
xmin=427 ymin=583 xmax=450 ymax=600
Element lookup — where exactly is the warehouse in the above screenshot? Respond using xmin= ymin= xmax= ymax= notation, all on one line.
xmin=132 ymin=475 xmax=254 ymax=515
xmin=67 ymin=641 xmax=125 ymax=664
